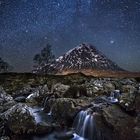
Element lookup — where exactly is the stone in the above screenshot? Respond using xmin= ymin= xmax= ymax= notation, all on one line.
xmin=46 ymin=97 xmax=93 ymax=125
xmin=102 ymin=105 xmax=135 ymax=140
xmin=26 ymin=85 xmax=49 ymax=105
xmin=0 ymin=87 xmax=13 ymax=103
xmin=0 ymin=103 xmax=36 ymax=134
xmin=121 ymin=85 xmax=137 ymax=94
xmin=12 ymin=85 xmax=33 ymax=97
xmin=0 ymin=87 xmax=16 ymax=113
xmin=119 ymin=92 xmax=136 ymax=112
xmin=103 ymin=82 xmax=115 ymax=92
xmin=35 ymin=122 xmax=53 ymax=134
xmin=53 ymin=83 xmax=70 ymax=97
xmin=0 ymin=136 xmax=10 ymax=140
xmin=54 ymin=131 xmax=74 ymax=140
xmin=26 ymin=90 xmax=40 ymax=105
xmin=134 ymin=114 xmax=140 ymax=140
xmin=14 ymin=96 xmax=26 ymax=103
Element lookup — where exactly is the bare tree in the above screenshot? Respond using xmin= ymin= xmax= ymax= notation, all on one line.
xmin=0 ymin=57 xmax=13 ymax=73
xmin=33 ymin=43 xmax=55 ymax=72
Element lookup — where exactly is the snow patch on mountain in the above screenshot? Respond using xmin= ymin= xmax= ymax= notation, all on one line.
xmin=34 ymin=43 xmax=123 ymax=74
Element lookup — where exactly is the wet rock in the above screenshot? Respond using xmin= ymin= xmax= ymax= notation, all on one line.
xmin=26 ymin=84 xmax=49 ymax=105
xmin=119 ymin=92 xmax=136 ymax=112
xmin=0 ymin=103 xmax=36 ymax=134
xmin=135 ymin=93 xmax=140 ymax=113
xmin=121 ymin=85 xmax=137 ymax=94
xmin=134 ymin=126 xmax=140 ymax=140
xmin=47 ymin=98 xmax=92 ymax=123
xmin=53 ymin=83 xmax=70 ymax=97
xmin=35 ymin=122 xmax=53 ymax=134
xmin=26 ymin=90 xmax=40 ymax=105
xmin=50 ymin=98 xmax=78 ymax=120
xmin=64 ymin=85 xmax=87 ymax=98
xmin=104 ymin=82 xmax=115 ymax=93
xmin=134 ymin=114 xmax=140 ymax=140
xmin=0 ymin=87 xmax=13 ymax=103
xmin=54 ymin=131 xmax=74 ymax=140
xmin=12 ymin=85 xmax=33 ymax=97
xmin=0 ymin=87 xmax=16 ymax=113
xmin=0 ymin=136 xmax=10 ymax=140
xmin=86 ymin=79 xmax=116 ymax=97
xmin=0 ymin=117 xmax=9 ymax=137
xmin=120 ymin=78 xmax=137 ymax=85
xmin=102 ymin=105 xmax=135 ymax=140
xmin=92 ymin=112 xmax=113 ymax=140
xmin=1 ymin=101 xmax=16 ymax=113
xmin=86 ymin=79 xmax=104 ymax=97
xmin=14 ymin=96 xmax=26 ymax=103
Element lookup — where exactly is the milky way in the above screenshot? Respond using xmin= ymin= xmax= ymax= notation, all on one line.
xmin=0 ymin=0 xmax=140 ymax=72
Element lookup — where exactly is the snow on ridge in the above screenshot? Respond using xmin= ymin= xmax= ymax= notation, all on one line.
xmin=56 ymin=56 xmax=63 ymax=62
xmin=65 ymin=43 xmax=92 ymax=56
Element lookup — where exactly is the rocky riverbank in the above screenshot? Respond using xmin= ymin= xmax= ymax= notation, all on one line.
xmin=0 ymin=74 xmax=140 ymax=140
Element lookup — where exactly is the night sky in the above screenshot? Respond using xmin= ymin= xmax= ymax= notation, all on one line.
xmin=0 ymin=0 xmax=140 ymax=72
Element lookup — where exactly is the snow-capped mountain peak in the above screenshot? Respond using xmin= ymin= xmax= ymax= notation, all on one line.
xmin=35 ymin=43 xmax=123 ymax=74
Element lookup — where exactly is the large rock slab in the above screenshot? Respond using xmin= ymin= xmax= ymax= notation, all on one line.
xmin=102 ymin=105 xmax=135 ymax=140
xmin=0 ymin=87 xmax=16 ymax=113
xmin=47 ymin=98 xmax=93 ymax=123
xmin=0 ymin=103 xmax=36 ymax=134
xmin=26 ymin=84 xmax=49 ymax=105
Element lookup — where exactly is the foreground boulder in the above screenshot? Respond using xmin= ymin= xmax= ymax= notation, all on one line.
xmin=85 ymin=79 xmax=116 ymax=97
xmin=0 ymin=103 xmax=60 ymax=135
xmin=26 ymin=84 xmax=49 ymax=105
xmin=47 ymin=97 xmax=93 ymax=124
xmin=0 ymin=103 xmax=36 ymax=134
xmin=102 ymin=105 xmax=135 ymax=140
xmin=0 ymin=87 xmax=16 ymax=113
xmin=0 ymin=136 xmax=10 ymax=140
xmin=14 ymin=96 xmax=26 ymax=103
xmin=53 ymin=83 xmax=70 ymax=97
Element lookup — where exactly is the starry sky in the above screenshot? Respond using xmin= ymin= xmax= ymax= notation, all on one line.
xmin=0 ymin=0 xmax=140 ymax=72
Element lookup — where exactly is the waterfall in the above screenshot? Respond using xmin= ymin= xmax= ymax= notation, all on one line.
xmin=73 ymin=109 xmax=102 ymax=140
xmin=43 ymin=96 xmax=49 ymax=109
xmin=29 ymin=107 xmax=43 ymax=124
xmin=107 ymin=90 xmax=121 ymax=103
xmin=47 ymin=105 xmax=53 ymax=116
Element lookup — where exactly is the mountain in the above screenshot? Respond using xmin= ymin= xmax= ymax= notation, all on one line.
xmin=34 ymin=43 xmax=124 ymax=74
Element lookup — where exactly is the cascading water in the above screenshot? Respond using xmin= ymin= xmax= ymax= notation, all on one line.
xmin=73 ymin=109 xmax=102 ymax=140
xmin=47 ymin=105 xmax=54 ymax=116
xmin=43 ymin=96 xmax=49 ymax=109
xmin=107 ymin=90 xmax=121 ymax=103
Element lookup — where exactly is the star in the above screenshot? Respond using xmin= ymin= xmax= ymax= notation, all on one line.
xmin=110 ymin=40 xmax=115 ymax=44
xmin=25 ymin=30 xmax=29 ymax=33
xmin=0 ymin=0 xmax=140 ymax=72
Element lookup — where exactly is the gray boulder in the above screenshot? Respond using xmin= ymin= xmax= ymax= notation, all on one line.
xmin=0 ymin=103 xmax=36 ymax=134
xmin=14 ymin=96 xmax=26 ymax=103
xmin=102 ymin=105 xmax=135 ymax=140
xmin=53 ymin=83 xmax=70 ymax=97
xmin=0 ymin=87 xmax=15 ymax=113
xmin=26 ymin=84 xmax=49 ymax=105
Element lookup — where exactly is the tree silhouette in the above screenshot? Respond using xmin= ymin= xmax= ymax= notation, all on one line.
xmin=33 ymin=43 xmax=55 ymax=72
xmin=0 ymin=57 xmax=13 ymax=73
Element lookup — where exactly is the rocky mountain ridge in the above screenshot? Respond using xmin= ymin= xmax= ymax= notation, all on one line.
xmin=35 ymin=43 xmax=123 ymax=74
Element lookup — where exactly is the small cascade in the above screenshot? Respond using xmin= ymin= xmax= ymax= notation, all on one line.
xmin=73 ymin=109 xmax=102 ymax=140
xmin=43 ymin=96 xmax=49 ymax=109
xmin=29 ymin=107 xmax=43 ymax=124
xmin=29 ymin=106 xmax=53 ymax=124
xmin=107 ymin=90 xmax=121 ymax=103
xmin=47 ymin=105 xmax=53 ymax=116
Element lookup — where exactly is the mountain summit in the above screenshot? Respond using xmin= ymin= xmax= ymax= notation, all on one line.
xmin=35 ymin=43 xmax=123 ymax=74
